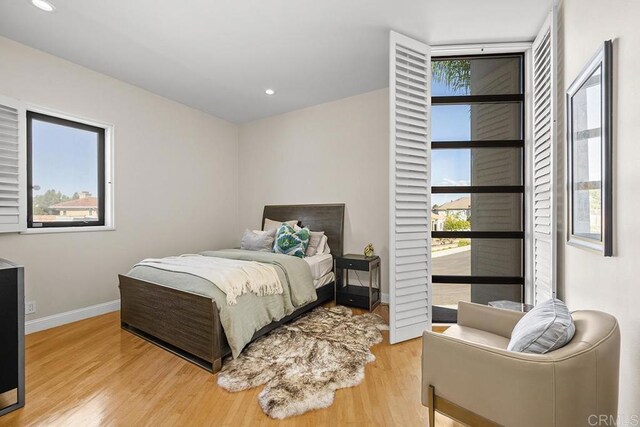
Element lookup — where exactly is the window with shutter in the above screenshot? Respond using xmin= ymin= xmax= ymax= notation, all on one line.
xmin=389 ymin=31 xmax=432 ymax=344
xmin=0 ymin=95 xmax=26 ymax=233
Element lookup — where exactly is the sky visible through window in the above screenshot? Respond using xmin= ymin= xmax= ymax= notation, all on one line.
xmin=31 ymin=119 xmax=98 ymax=198
xmin=431 ymin=79 xmax=470 ymax=206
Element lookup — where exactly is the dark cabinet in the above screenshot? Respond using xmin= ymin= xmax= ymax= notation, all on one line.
xmin=0 ymin=259 xmax=24 ymax=416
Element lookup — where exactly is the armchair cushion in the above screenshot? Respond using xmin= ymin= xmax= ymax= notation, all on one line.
xmin=507 ymin=298 xmax=575 ymax=354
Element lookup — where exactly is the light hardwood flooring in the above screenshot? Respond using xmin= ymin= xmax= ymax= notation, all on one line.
xmin=2 ymin=305 xmax=462 ymax=427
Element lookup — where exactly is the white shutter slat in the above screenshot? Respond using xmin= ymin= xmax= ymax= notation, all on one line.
xmin=396 ymin=115 xmax=427 ymax=129
xmin=396 ymin=100 xmax=427 ymax=114
xmin=396 ymin=157 xmax=427 ymax=168
xmin=396 ymin=306 xmax=429 ymax=321
xmin=395 ymin=299 xmax=429 ymax=313
xmin=397 ymin=224 xmax=429 ymax=233
xmin=396 ymin=44 xmax=426 ymax=59
xmin=531 ymin=10 xmax=557 ymax=304
xmin=0 ymin=95 xmax=25 ymax=233
xmin=396 ymin=239 xmax=428 ymax=250
xmin=396 ymin=280 xmax=428 ymax=292
xmin=395 ymin=85 xmax=428 ymax=100
xmin=396 ymin=231 xmax=429 ymax=241
xmin=389 ymin=31 xmax=431 ymax=344
xmin=397 ymin=109 xmax=428 ymax=122
xmin=396 ymin=162 xmax=428 ymax=174
xmin=395 ymin=72 xmax=428 ymax=90
xmin=396 ymin=292 xmax=427 ymax=305
xmin=396 ymin=314 xmax=429 ymax=329
xmin=396 ymin=203 xmax=428 ymax=212
xmin=395 ymin=283 xmax=428 ymax=296
xmin=396 ymin=132 xmax=427 ymax=144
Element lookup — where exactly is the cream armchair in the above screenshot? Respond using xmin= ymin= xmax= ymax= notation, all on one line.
xmin=422 ymin=301 xmax=620 ymax=427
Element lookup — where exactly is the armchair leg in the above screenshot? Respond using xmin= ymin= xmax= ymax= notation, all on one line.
xmin=427 ymin=384 xmax=502 ymax=427
xmin=428 ymin=385 xmax=435 ymax=426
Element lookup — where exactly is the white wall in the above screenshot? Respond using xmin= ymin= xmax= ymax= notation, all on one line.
xmin=238 ymin=89 xmax=390 ymax=293
xmin=0 ymin=36 xmax=239 ymax=320
xmin=560 ymin=0 xmax=640 ymax=415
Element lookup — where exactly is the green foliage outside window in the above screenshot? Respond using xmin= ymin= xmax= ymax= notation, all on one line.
xmin=444 ymin=213 xmax=470 ymax=231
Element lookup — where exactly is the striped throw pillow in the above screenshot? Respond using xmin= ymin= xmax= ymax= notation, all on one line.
xmin=507 ymin=298 xmax=576 ymax=354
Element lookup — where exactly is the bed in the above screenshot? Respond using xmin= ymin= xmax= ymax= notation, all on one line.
xmin=118 ymin=203 xmax=345 ymax=373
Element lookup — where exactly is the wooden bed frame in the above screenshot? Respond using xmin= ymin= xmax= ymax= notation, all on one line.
xmin=119 ymin=203 xmax=345 ymax=373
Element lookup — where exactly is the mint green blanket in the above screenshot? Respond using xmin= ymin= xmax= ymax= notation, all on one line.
xmin=127 ymin=249 xmax=317 ymax=357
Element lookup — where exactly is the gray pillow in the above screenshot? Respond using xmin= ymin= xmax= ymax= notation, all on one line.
xmin=241 ymin=228 xmax=276 ymax=252
xmin=305 ymin=231 xmax=325 ymax=257
xmin=507 ymin=298 xmax=576 ymax=354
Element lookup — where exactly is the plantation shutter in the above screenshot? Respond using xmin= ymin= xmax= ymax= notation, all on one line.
xmin=531 ymin=10 xmax=557 ymax=303
xmin=389 ymin=31 xmax=431 ymax=344
xmin=0 ymin=95 xmax=26 ymax=233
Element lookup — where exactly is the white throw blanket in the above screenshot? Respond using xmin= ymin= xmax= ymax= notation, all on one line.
xmin=135 ymin=254 xmax=283 ymax=305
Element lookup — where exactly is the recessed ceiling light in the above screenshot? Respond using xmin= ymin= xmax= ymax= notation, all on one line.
xmin=31 ymin=0 xmax=55 ymax=12
xmin=265 ymin=89 xmax=275 ymax=95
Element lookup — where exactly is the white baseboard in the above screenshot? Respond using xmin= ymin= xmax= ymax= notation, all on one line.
xmin=382 ymin=292 xmax=389 ymax=304
xmin=25 ymin=299 xmax=120 ymax=335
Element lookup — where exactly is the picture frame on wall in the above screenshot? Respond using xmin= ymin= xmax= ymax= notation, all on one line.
xmin=566 ymin=40 xmax=613 ymax=256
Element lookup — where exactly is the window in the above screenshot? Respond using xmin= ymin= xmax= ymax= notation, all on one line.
xmin=27 ymin=111 xmax=107 ymax=229
xmin=430 ymin=54 xmax=525 ymax=323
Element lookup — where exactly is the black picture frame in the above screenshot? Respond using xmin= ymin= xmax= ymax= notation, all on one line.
xmin=566 ymin=40 xmax=613 ymax=256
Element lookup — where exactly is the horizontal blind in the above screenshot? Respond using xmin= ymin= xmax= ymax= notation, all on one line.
xmin=389 ymin=31 xmax=431 ymax=344
xmin=0 ymin=95 xmax=26 ymax=233
xmin=531 ymin=11 xmax=557 ymax=303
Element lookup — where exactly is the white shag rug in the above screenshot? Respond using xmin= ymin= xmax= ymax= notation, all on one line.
xmin=217 ymin=305 xmax=386 ymax=419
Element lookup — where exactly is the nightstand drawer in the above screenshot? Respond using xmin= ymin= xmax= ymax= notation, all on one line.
xmin=335 ymin=257 xmax=371 ymax=271
xmin=336 ymin=285 xmax=373 ymax=310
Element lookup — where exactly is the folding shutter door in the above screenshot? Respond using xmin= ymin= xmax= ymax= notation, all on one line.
xmin=0 ymin=95 xmax=26 ymax=233
xmin=531 ymin=11 xmax=557 ymax=304
xmin=389 ymin=31 xmax=432 ymax=344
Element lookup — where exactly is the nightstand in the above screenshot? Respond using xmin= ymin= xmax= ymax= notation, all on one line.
xmin=334 ymin=254 xmax=381 ymax=312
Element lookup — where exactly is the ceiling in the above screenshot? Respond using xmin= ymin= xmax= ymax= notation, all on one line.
xmin=0 ymin=0 xmax=552 ymax=123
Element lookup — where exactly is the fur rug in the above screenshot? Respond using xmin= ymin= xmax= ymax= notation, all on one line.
xmin=217 ymin=305 xmax=386 ymax=419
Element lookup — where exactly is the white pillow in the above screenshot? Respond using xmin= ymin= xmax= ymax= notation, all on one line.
xmin=241 ymin=228 xmax=276 ymax=252
xmin=507 ymin=298 xmax=576 ymax=354
xmin=263 ymin=218 xmax=298 ymax=232
xmin=305 ymin=231 xmax=325 ymax=257
xmin=251 ymin=229 xmax=269 ymax=235
xmin=316 ymin=235 xmax=330 ymax=255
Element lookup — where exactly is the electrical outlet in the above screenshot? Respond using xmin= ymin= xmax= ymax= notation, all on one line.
xmin=25 ymin=300 xmax=36 ymax=315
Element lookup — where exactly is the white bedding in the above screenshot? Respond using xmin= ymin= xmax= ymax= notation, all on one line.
xmin=135 ymin=254 xmax=283 ymax=305
xmin=304 ymin=253 xmax=334 ymax=280
xmin=313 ymin=272 xmax=335 ymax=289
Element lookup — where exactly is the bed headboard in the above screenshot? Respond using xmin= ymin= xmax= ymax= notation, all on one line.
xmin=262 ymin=204 xmax=345 ymax=257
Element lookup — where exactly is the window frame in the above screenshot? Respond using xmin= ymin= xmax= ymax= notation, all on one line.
xmin=25 ymin=109 xmax=114 ymax=232
xmin=429 ymin=52 xmax=527 ymax=322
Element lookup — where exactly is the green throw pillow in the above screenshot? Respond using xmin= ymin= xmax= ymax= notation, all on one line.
xmin=273 ymin=224 xmax=310 ymax=258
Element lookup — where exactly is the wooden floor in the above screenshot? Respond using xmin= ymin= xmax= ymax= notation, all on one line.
xmin=2 ymin=306 xmax=462 ymax=426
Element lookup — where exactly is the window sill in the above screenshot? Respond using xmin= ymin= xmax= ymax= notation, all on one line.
xmin=20 ymin=225 xmax=115 ymax=235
